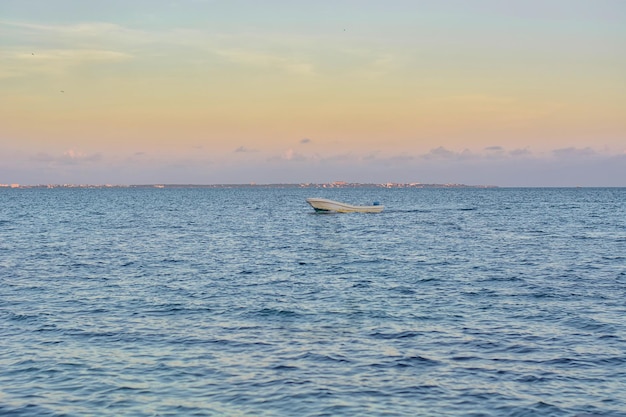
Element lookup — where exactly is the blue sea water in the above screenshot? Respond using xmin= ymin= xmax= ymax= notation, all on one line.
xmin=1 ymin=186 xmax=625 ymax=417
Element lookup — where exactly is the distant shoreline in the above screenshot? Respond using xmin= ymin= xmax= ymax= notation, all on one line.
xmin=1 ymin=182 xmax=498 ymax=189
xmin=3 ymin=183 xmax=626 ymax=189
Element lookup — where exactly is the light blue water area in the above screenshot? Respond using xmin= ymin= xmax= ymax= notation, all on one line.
xmin=1 ymin=187 xmax=625 ymax=416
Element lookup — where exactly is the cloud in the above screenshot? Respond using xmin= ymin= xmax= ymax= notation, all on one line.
xmin=0 ymin=47 xmax=132 ymax=79
xmin=423 ymin=146 xmax=456 ymax=160
xmin=391 ymin=154 xmax=415 ymax=162
xmin=485 ymin=146 xmax=504 ymax=152
xmin=321 ymin=153 xmax=355 ymax=163
xmin=61 ymin=149 xmax=103 ymax=165
xmin=300 ymin=138 xmax=311 ymax=144
xmin=0 ymin=17 xmax=402 ymax=83
xmin=280 ymin=148 xmax=306 ymax=161
xmin=234 ymin=146 xmax=257 ymax=153
xmin=31 ymin=149 xmax=103 ymax=166
xmin=552 ymin=147 xmax=596 ymax=158
xmin=31 ymin=152 xmax=55 ymax=163
xmin=6 ymin=144 xmax=625 ymax=186
xmin=509 ymin=148 xmax=532 ymax=157
xmin=0 ymin=20 xmax=155 ymax=47
xmin=214 ymin=48 xmax=315 ymax=76
xmin=363 ymin=151 xmax=380 ymax=161
xmin=27 ymin=49 xmax=131 ymax=61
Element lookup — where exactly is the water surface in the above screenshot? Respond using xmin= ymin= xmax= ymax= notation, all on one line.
xmin=1 ymin=187 xmax=625 ymax=416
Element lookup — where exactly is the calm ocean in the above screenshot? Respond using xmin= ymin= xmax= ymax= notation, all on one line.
xmin=1 ymin=187 xmax=625 ymax=417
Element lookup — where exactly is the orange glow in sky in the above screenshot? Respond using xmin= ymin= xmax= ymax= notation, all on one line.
xmin=1 ymin=1 xmax=625 ymax=185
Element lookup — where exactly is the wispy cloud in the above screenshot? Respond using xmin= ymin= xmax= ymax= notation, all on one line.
xmin=214 ymin=48 xmax=315 ymax=76
xmin=62 ymin=149 xmax=103 ymax=165
xmin=0 ymin=20 xmax=154 ymax=46
xmin=32 ymin=149 xmax=103 ymax=166
xmin=6 ymin=144 xmax=623 ymax=186
xmin=25 ymin=49 xmax=131 ymax=61
xmin=552 ymin=147 xmax=596 ymax=158
xmin=426 ymin=147 xmax=456 ymax=159
xmin=0 ymin=48 xmax=132 ymax=79
xmin=280 ymin=148 xmax=306 ymax=161
xmin=234 ymin=146 xmax=258 ymax=153
xmin=0 ymin=18 xmax=406 ymax=82
xmin=509 ymin=148 xmax=533 ymax=157
xmin=320 ymin=153 xmax=355 ymax=163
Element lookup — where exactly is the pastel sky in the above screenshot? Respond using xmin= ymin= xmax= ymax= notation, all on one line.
xmin=1 ymin=0 xmax=625 ymax=186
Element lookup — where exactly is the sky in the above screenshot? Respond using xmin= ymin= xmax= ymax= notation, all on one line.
xmin=1 ymin=0 xmax=625 ymax=186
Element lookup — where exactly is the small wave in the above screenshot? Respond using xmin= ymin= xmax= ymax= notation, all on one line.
xmin=598 ymin=334 xmax=620 ymax=340
xmin=564 ymin=317 xmax=618 ymax=333
xmin=0 ymin=403 xmax=55 ymax=417
xmin=291 ymin=351 xmax=351 ymax=363
xmin=451 ymin=355 xmax=480 ymax=362
xmin=6 ymin=312 xmax=38 ymax=322
xmin=573 ymin=234 xmax=598 ymax=240
xmin=271 ymin=364 xmax=300 ymax=371
xmin=370 ymin=330 xmax=420 ymax=340
xmin=515 ymin=374 xmax=551 ymax=383
xmin=67 ymin=329 xmax=122 ymax=341
xmin=520 ymin=401 xmax=565 ymax=416
xmin=596 ymin=356 xmax=626 ymax=366
xmin=391 ymin=286 xmax=415 ymax=295
xmin=572 ymin=414 xmax=614 ymax=417
xmin=34 ymin=324 xmax=61 ymax=333
xmin=70 ymin=262 xmax=106 ymax=269
xmin=541 ymin=357 xmax=596 ymax=369
xmin=255 ymin=307 xmax=303 ymax=318
xmin=367 ymin=355 xmax=440 ymax=369
xmin=206 ymin=338 xmax=273 ymax=349
xmin=497 ymin=344 xmax=539 ymax=355
xmin=396 ymin=355 xmax=440 ymax=367
xmin=144 ymin=303 xmax=189 ymax=315
xmin=161 ymin=258 xmax=184 ymax=263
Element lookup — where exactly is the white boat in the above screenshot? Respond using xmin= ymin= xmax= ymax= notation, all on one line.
xmin=306 ymin=198 xmax=384 ymax=213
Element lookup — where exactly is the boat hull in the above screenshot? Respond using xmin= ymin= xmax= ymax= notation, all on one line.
xmin=306 ymin=198 xmax=384 ymax=213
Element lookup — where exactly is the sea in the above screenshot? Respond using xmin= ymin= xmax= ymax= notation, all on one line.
xmin=1 ymin=186 xmax=625 ymax=417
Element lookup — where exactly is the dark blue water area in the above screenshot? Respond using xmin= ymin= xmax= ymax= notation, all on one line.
xmin=1 ymin=187 xmax=625 ymax=416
